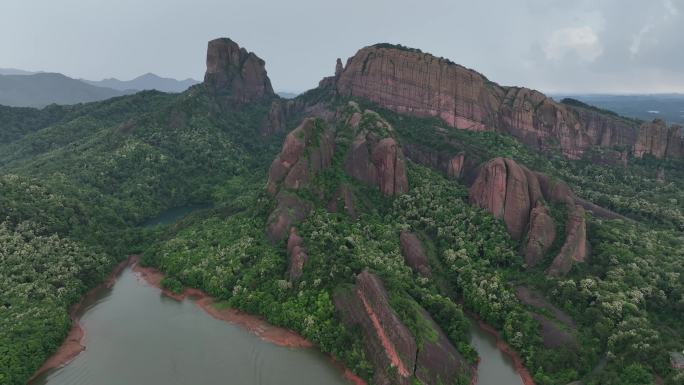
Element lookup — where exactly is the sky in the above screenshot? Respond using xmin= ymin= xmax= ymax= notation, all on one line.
xmin=1 ymin=0 xmax=683 ymax=94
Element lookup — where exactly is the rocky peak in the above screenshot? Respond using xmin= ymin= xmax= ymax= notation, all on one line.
xmin=203 ymin=38 xmax=274 ymax=103
xmin=329 ymin=44 xmax=683 ymax=160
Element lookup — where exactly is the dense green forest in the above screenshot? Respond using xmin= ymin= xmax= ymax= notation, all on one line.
xmin=1 ymin=82 xmax=683 ymax=385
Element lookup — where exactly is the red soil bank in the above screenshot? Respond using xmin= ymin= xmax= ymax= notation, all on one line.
xmin=28 ymin=256 xmax=136 ymax=382
xmin=474 ymin=318 xmax=536 ymax=385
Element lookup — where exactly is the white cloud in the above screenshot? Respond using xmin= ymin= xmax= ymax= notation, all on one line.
xmin=664 ymin=0 xmax=679 ymax=16
xmin=629 ymin=23 xmax=653 ymax=57
xmin=543 ymin=26 xmax=603 ymax=62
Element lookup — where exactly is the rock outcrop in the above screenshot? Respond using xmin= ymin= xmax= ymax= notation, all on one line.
xmin=469 ymin=157 xmax=592 ymax=274
xmin=328 ymin=43 xmax=684 ymax=160
xmin=326 ymin=184 xmax=358 ymax=219
xmin=399 ymin=231 xmax=431 ymax=276
xmin=265 ymin=118 xmax=334 ymax=243
xmin=334 ymin=271 xmax=468 ymax=385
xmin=633 ymin=119 xmax=684 ymax=158
xmin=523 ymin=203 xmax=556 ymax=267
xmin=266 ymin=118 xmax=334 ymax=195
xmin=334 ymin=271 xmax=417 ymax=385
xmin=343 ymin=110 xmax=409 ymax=196
xmin=547 ymin=205 xmax=588 ymax=277
xmin=286 ymin=227 xmax=308 ymax=280
xmin=203 ymin=38 xmax=274 ymax=103
xmin=515 ymin=287 xmax=577 ymax=349
xmin=469 ymin=158 xmax=542 ymax=240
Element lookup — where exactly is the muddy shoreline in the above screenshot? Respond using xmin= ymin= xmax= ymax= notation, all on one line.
xmin=28 ymin=255 xmax=136 ymax=382
xmin=466 ymin=310 xmax=536 ymax=385
xmin=29 ymin=254 xmax=366 ymax=385
xmin=131 ymin=261 xmax=367 ymax=385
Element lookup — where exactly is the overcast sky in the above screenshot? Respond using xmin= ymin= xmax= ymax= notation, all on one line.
xmin=1 ymin=0 xmax=682 ymax=93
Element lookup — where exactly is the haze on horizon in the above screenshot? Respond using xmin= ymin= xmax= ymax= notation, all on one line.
xmin=2 ymin=0 xmax=682 ymax=94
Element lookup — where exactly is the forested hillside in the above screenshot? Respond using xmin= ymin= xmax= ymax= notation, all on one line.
xmin=1 ymin=38 xmax=682 ymax=385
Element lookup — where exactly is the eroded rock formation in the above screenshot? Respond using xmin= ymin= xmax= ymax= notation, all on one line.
xmin=266 ymin=118 xmax=334 ymax=195
xmin=343 ymin=109 xmax=409 ymax=196
xmin=334 ymin=271 xmax=468 ymax=385
xmin=523 ymin=203 xmax=556 ymax=267
xmin=334 ymin=271 xmax=416 ymax=385
xmin=204 ymin=38 xmax=274 ymax=103
xmin=399 ymin=231 xmax=431 ymax=276
xmin=469 ymin=157 xmax=592 ymax=274
xmin=547 ymin=205 xmax=588 ymax=277
xmin=266 ymin=118 xmax=334 ymax=243
xmin=328 ymin=44 xmax=684 ymax=160
xmin=286 ymin=227 xmax=308 ymax=281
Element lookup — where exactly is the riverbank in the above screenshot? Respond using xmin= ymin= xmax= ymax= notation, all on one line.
xmin=28 ymin=255 xmax=136 ymax=382
xmin=467 ymin=310 xmax=536 ymax=385
xmin=132 ymin=260 xmax=368 ymax=385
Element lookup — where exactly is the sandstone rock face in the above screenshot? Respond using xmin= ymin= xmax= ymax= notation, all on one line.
xmin=286 ymin=227 xmax=308 ymax=280
xmin=326 ymin=184 xmax=357 ymax=219
xmin=469 ymin=157 xmax=538 ymax=240
xmin=633 ymin=120 xmax=684 ymax=158
xmin=447 ymin=153 xmax=465 ymax=179
xmin=343 ymin=112 xmax=409 ymax=196
xmin=204 ymin=38 xmax=274 ymax=103
xmin=547 ymin=205 xmax=588 ymax=277
xmin=399 ymin=231 xmax=431 ymax=276
xmin=266 ymin=118 xmax=334 ymax=195
xmin=334 ymin=271 xmax=417 ymax=385
xmin=330 ymin=44 xmax=683 ymax=159
xmin=266 ymin=192 xmax=312 ymax=244
xmin=523 ymin=203 xmax=556 ymax=267
xmin=414 ymin=307 xmax=469 ymax=385
xmin=470 ymin=157 xmax=593 ymax=274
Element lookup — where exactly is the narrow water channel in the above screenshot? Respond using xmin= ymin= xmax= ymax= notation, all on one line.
xmin=469 ymin=320 xmax=524 ymax=385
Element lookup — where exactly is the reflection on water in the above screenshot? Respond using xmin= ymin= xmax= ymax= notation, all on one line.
xmin=30 ymin=269 xmax=351 ymax=385
xmin=469 ymin=320 xmax=524 ymax=385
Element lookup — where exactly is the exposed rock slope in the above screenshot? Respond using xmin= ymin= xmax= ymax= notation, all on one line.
xmin=334 ymin=271 xmax=468 ymax=385
xmin=343 ymin=107 xmax=409 ymax=196
xmin=469 ymin=157 xmax=589 ymax=273
xmin=327 ymin=44 xmax=684 ymax=160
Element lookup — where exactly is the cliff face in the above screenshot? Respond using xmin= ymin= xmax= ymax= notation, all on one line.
xmin=469 ymin=157 xmax=589 ymax=274
xmin=331 ymin=44 xmax=683 ymax=159
xmin=204 ymin=38 xmax=274 ymax=103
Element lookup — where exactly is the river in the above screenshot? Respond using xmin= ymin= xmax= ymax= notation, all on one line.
xmin=30 ymin=206 xmax=525 ymax=385
xmin=29 ymin=267 xmax=353 ymax=385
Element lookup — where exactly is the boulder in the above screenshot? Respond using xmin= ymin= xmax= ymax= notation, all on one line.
xmin=447 ymin=153 xmax=465 ymax=179
xmin=399 ymin=231 xmax=431 ymax=276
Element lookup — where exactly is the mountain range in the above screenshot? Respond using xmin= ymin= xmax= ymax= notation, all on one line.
xmin=0 ymin=69 xmax=199 ymax=108
xmin=1 ymin=38 xmax=682 ymax=385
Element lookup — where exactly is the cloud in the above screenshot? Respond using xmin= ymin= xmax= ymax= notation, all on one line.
xmin=629 ymin=24 xmax=653 ymax=57
xmin=543 ymin=26 xmax=603 ymax=62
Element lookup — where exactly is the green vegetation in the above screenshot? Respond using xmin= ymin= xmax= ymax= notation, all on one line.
xmin=0 ymin=84 xmax=682 ymax=385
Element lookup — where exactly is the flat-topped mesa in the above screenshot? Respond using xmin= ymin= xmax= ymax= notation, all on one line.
xmin=329 ymin=43 xmax=684 ymax=160
xmin=203 ymin=38 xmax=274 ymax=103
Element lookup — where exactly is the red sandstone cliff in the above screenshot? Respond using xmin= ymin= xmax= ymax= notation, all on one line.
xmin=329 ymin=44 xmax=684 ymax=160
xmin=203 ymin=38 xmax=274 ymax=103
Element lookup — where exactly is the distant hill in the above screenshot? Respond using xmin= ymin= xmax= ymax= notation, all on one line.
xmin=0 ymin=73 xmax=128 ymax=108
xmin=84 ymin=73 xmax=199 ymax=93
xmin=552 ymin=94 xmax=684 ymax=125
xmin=0 ymin=68 xmax=38 ymax=75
